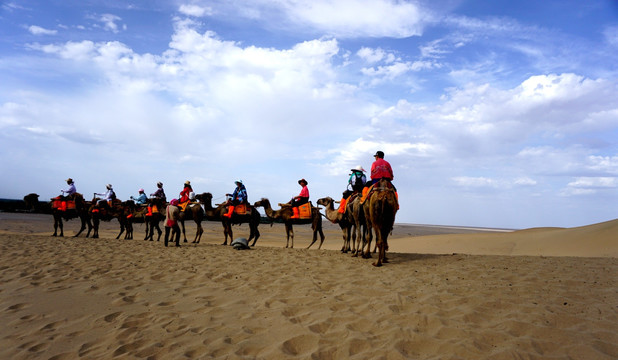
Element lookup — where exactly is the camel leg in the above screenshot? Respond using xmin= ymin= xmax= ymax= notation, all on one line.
xmin=193 ymin=222 xmax=203 ymax=244
xmin=306 ymin=231 xmax=318 ymax=249
xmin=74 ymin=216 xmax=87 ymax=237
xmin=180 ymin=220 xmax=187 ymax=243
xmin=363 ymin=226 xmax=373 ymax=259
xmin=92 ymin=217 xmax=99 ymax=239
xmin=318 ymin=228 xmax=325 ymax=249
xmin=154 ymin=223 xmax=162 ymax=241
xmin=372 ymin=232 xmax=384 ymax=267
xmin=116 ymin=220 xmax=125 ymax=240
xmin=285 ymin=224 xmax=294 ymax=248
xmin=221 ymin=222 xmax=231 ymax=245
xmin=250 ymin=226 xmax=260 ymax=247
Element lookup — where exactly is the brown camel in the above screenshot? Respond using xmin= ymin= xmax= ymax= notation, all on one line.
xmin=195 ymin=193 xmax=261 ymax=246
xmin=345 ymin=193 xmax=368 ymax=257
xmin=364 ymin=179 xmax=398 ymax=266
xmin=90 ymin=197 xmax=133 ymax=239
xmin=178 ymin=201 xmax=205 ymax=244
xmin=23 ymin=193 xmax=50 ymax=213
xmin=142 ymin=197 xmax=166 ymax=241
xmin=317 ymin=197 xmax=353 ymax=253
xmin=25 ymin=193 xmax=93 ymax=237
xmin=253 ymin=198 xmax=325 ymax=249
xmin=123 ymin=199 xmax=165 ymax=241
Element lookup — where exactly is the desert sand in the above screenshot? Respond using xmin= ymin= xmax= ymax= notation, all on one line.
xmin=0 ymin=212 xmax=616 ymax=359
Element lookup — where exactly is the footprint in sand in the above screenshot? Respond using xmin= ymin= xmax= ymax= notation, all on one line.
xmin=6 ymin=303 xmax=29 ymax=311
xmin=281 ymin=334 xmax=318 ymax=356
xmin=103 ymin=311 xmax=122 ymax=322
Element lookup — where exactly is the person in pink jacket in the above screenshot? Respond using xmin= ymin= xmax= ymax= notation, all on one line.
xmin=289 ymin=178 xmax=309 ymax=219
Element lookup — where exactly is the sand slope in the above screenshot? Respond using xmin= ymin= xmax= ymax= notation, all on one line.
xmin=389 ymin=219 xmax=618 ymax=257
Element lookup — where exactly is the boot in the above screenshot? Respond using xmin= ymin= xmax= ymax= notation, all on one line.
xmin=291 ymin=207 xmax=300 ymax=219
xmin=360 ymin=187 xmax=370 ymax=204
xmin=223 ymin=205 xmax=235 ymax=218
xmin=338 ymin=198 xmax=347 ymax=214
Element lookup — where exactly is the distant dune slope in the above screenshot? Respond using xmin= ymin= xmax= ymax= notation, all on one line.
xmin=390 ymin=219 xmax=618 ymax=257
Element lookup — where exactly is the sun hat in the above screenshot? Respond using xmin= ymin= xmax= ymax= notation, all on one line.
xmin=298 ymin=178 xmax=308 ymax=185
xmin=235 ymin=180 xmax=243 ymax=185
xmin=184 ymin=180 xmax=191 ymax=185
xmin=157 ymin=182 xmax=163 ymax=187
xmin=66 ymin=178 xmax=73 ymax=183
xmin=106 ymin=184 xmax=112 ymax=189
xmin=170 ymin=199 xmax=179 ymax=206
xmin=351 ymin=165 xmax=366 ymax=172
xmin=138 ymin=188 xmax=144 ymax=193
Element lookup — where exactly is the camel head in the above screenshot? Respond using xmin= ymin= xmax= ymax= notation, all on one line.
xmin=316 ymin=197 xmax=334 ymax=208
xmin=195 ymin=192 xmax=212 ymax=204
xmin=253 ymin=198 xmax=270 ymax=209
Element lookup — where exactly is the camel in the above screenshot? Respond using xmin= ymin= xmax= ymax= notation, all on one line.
xmin=364 ymin=179 xmax=398 ymax=267
xmin=195 ymin=193 xmax=261 ymax=246
xmin=23 ymin=193 xmax=50 ymax=213
xmin=178 ymin=201 xmax=205 ymax=244
xmin=345 ymin=193 xmax=368 ymax=257
xmin=24 ymin=193 xmax=93 ymax=237
xmin=121 ymin=199 xmax=165 ymax=241
xmin=142 ymin=197 xmax=165 ymax=241
xmin=316 ymin=197 xmax=353 ymax=253
xmin=253 ymin=198 xmax=325 ymax=249
xmin=90 ymin=197 xmax=133 ymax=239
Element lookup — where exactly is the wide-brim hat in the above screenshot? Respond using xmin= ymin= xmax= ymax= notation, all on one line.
xmin=184 ymin=180 xmax=191 ymax=186
xmin=66 ymin=178 xmax=73 ymax=183
xmin=351 ymin=165 xmax=366 ymax=172
xmin=106 ymin=184 xmax=112 ymax=189
xmin=298 ymin=178 xmax=308 ymax=185
xmin=157 ymin=182 xmax=163 ymax=187
xmin=138 ymin=188 xmax=144 ymax=193
xmin=235 ymin=180 xmax=243 ymax=185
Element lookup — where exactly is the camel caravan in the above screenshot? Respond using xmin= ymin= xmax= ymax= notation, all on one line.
xmin=22 ymin=152 xmax=399 ymax=266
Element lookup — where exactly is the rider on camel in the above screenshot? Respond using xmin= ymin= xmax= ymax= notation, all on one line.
xmin=223 ymin=180 xmax=248 ymax=218
xmin=289 ymin=178 xmax=309 ymax=219
xmin=60 ymin=178 xmax=77 ymax=200
xmin=179 ymin=181 xmax=193 ymax=204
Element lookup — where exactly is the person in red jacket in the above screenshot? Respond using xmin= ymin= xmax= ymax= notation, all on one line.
xmin=370 ymin=150 xmax=393 ymax=184
xmin=179 ymin=180 xmax=193 ymax=204
xmin=362 ymin=151 xmax=397 ymax=204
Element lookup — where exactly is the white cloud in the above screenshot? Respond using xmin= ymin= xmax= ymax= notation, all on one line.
xmin=291 ymin=0 xmax=426 ymax=38
xmin=357 ymin=47 xmax=396 ymax=64
xmin=28 ymin=25 xmax=57 ymax=35
xmin=178 ymin=4 xmax=212 ymax=17
xmin=603 ymin=25 xmax=618 ymax=47
xmin=99 ymin=14 xmax=124 ymax=33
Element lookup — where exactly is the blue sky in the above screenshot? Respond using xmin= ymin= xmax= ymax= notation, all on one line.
xmin=1 ymin=0 xmax=617 ymax=229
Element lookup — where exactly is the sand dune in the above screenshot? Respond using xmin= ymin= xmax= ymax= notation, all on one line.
xmin=0 ymin=213 xmax=616 ymax=359
xmin=389 ymin=219 xmax=618 ymax=257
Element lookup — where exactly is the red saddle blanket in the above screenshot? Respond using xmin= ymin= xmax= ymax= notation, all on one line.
xmin=51 ymin=199 xmax=76 ymax=211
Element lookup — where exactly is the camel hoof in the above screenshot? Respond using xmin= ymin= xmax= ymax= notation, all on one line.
xmin=372 ymin=262 xmax=382 ymax=267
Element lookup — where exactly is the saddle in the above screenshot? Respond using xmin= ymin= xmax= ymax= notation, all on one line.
xmin=233 ymin=203 xmax=251 ymax=215
xmin=51 ymin=198 xmax=76 ymax=211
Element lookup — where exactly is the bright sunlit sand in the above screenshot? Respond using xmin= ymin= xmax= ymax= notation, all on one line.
xmin=0 ymin=212 xmax=616 ymax=359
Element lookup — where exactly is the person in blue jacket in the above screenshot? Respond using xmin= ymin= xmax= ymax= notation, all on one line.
xmin=223 ymin=180 xmax=248 ymax=218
